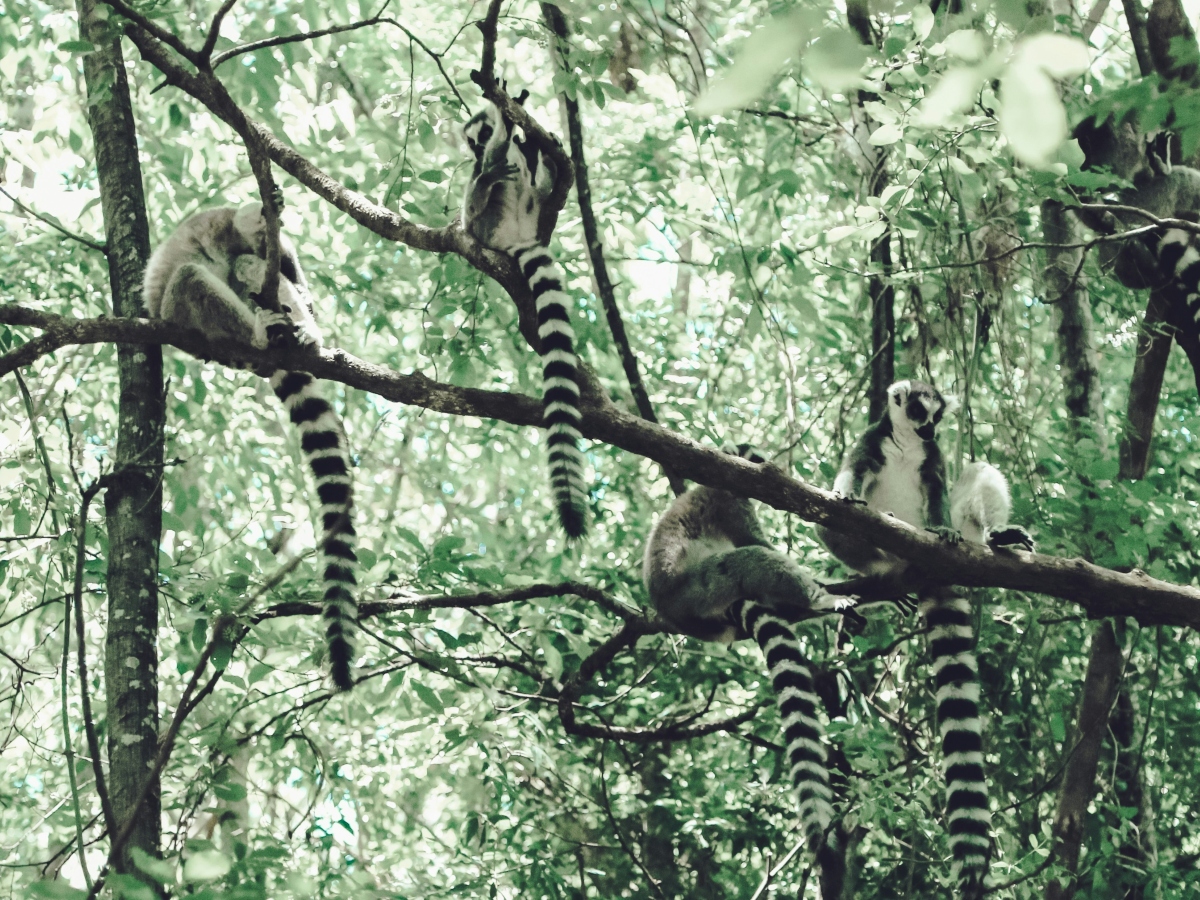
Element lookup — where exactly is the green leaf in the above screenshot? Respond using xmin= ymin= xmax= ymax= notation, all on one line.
xmin=183 ymin=849 xmax=232 ymax=882
xmin=1050 ymin=713 xmax=1066 ymax=743
xmin=805 ymin=29 xmax=869 ymax=92
xmin=694 ymin=10 xmax=815 ymax=116
xmin=412 ymin=681 xmax=444 ymax=714
xmin=130 ymin=847 xmax=177 ymax=884
xmin=25 ymin=883 xmax=88 ymax=899
xmin=998 ymin=35 xmax=1089 ymax=167
xmin=57 ymin=41 xmax=95 ymax=53
xmin=214 ymin=782 xmax=248 ymax=802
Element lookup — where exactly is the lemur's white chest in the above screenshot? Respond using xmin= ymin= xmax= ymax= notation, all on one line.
xmin=863 ymin=432 xmax=928 ymax=528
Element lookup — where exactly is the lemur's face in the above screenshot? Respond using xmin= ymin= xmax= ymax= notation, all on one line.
xmin=888 ymin=379 xmax=947 ymax=441
xmin=463 ymin=107 xmax=501 ymax=161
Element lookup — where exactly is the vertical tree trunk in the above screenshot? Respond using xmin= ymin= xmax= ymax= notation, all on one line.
xmin=1041 ymin=200 xmax=1123 ymax=900
xmin=1045 ymin=622 xmax=1124 ymax=900
xmin=1119 ymin=289 xmax=1171 ymax=480
xmin=1042 ymin=201 xmax=1106 ymax=444
xmin=75 ymin=0 xmax=164 ymax=879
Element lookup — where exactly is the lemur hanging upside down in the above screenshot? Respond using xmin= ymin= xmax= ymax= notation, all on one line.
xmin=644 ymin=444 xmax=849 ymax=899
xmin=461 ymin=94 xmax=589 ymax=540
xmin=142 ymin=203 xmax=359 ymax=691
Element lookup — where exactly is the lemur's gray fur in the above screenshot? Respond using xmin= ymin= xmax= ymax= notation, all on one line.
xmin=644 ymin=444 xmax=847 ymax=897
xmin=142 ymin=204 xmax=358 ymax=691
xmin=1074 ymin=116 xmax=1200 ymax=296
xmin=950 ymin=462 xmax=1035 ymax=552
xmin=819 ymin=380 xmax=991 ymax=898
xmin=461 ymin=98 xmax=588 ymax=539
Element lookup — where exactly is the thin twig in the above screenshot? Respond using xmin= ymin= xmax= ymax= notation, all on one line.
xmin=597 ymin=741 xmax=667 ymax=899
xmin=60 ymin=544 xmax=94 ymax=891
xmin=541 ymin=2 xmax=683 ymax=495
xmin=0 ymin=184 xmax=106 ymax=252
xmin=198 ymin=0 xmax=241 ymax=62
xmin=101 ymin=0 xmax=201 ymax=64
xmin=62 ymin=406 xmax=117 ymax=841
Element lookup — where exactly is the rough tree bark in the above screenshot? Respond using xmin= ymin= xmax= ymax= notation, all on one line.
xmin=1045 ymin=622 xmax=1125 ymax=900
xmin=847 ymin=0 xmax=895 ymax=423
xmin=75 ymin=0 xmax=164 ymax=881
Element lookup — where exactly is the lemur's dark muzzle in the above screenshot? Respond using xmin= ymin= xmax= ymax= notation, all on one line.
xmin=916 ymin=423 xmax=936 ymax=441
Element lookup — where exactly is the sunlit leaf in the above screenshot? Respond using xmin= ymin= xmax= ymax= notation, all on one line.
xmin=805 ymin=29 xmax=869 ymax=92
xmin=693 ymin=10 xmax=815 ymax=116
xmin=915 ymin=67 xmax=987 ymax=126
xmin=183 ymin=849 xmax=232 ymax=882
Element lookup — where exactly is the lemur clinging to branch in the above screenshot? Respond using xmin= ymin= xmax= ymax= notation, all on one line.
xmin=461 ymin=92 xmax=589 ymax=540
xmin=644 ymin=444 xmax=851 ymax=899
xmin=142 ymin=203 xmax=359 ymax=691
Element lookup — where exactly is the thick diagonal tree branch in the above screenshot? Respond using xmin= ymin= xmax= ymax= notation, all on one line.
xmin=6 ymin=305 xmax=1200 ymax=627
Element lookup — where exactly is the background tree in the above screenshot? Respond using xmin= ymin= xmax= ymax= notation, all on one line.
xmin=2 ymin=1 xmax=1199 ymax=899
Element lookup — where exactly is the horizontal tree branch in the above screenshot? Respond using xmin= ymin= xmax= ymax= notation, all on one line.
xmin=259 ymin=581 xmax=642 ymax=623
xmin=6 ymin=305 xmax=1200 ymax=630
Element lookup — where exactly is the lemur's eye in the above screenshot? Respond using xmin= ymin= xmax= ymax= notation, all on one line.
xmin=478 ymin=125 xmax=493 ymax=144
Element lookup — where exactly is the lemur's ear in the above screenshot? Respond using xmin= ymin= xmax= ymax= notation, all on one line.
xmin=887 ymin=380 xmax=911 ymax=407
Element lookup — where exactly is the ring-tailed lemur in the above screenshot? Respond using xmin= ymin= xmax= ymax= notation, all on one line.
xmin=644 ymin=444 xmax=849 ymax=898
xmin=461 ymin=96 xmax=588 ymax=539
xmin=142 ymin=203 xmax=359 ymax=691
xmin=950 ymin=462 xmax=1035 ymax=553
xmin=1075 ymin=116 xmax=1200 ymax=317
xmin=819 ymin=380 xmax=991 ymax=897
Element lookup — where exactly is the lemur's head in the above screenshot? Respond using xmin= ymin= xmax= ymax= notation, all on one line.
xmin=463 ymin=105 xmax=503 ymax=161
xmin=887 ymin=380 xmax=953 ymax=441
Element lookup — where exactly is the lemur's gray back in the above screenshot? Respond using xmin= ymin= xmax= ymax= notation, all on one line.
xmin=143 ymin=208 xmax=250 ymax=317
xmin=642 ymin=485 xmax=766 ymax=602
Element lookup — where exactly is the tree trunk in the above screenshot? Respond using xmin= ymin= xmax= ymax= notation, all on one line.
xmin=1045 ymin=622 xmax=1124 ymax=900
xmin=1119 ymin=289 xmax=1171 ymax=480
xmin=75 ymin=0 xmax=164 ymax=880
xmin=1041 ymin=198 xmax=1124 ymax=900
xmin=1042 ymin=201 xmax=1106 ymax=445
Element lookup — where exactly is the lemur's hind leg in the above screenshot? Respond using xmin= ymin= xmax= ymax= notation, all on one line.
xmin=159 ymin=263 xmax=286 ymax=350
xmin=669 ymin=546 xmax=832 ymax=623
xmin=232 ymin=254 xmax=322 ymax=349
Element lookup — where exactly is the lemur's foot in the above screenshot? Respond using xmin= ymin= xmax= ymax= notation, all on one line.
xmin=890 ymin=595 xmax=919 ymax=616
xmin=927 ymin=525 xmax=963 ymax=545
xmin=291 ymin=318 xmax=324 ymax=350
xmin=831 ymin=490 xmax=868 ymax=506
xmin=252 ymin=308 xmax=290 ymax=349
xmin=989 ymin=527 xmax=1035 ymax=553
xmin=720 ymin=442 xmax=766 ymax=464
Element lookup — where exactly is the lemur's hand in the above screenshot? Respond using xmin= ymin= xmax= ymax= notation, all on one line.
xmin=927 ymin=526 xmax=963 ymax=545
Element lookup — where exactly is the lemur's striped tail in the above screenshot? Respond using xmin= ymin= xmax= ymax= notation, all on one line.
xmin=269 ymin=370 xmax=358 ymax=691
xmin=737 ymin=600 xmax=843 ymax=897
xmin=1155 ymin=229 xmax=1200 ymax=318
xmin=922 ymin=590 xmax=991 ymax=898
xmin=514 ymin=243 xmax=588 ymax=539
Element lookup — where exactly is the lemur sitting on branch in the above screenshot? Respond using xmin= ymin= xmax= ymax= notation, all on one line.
xmin=142 ymin=202 xmax=359 ymax=692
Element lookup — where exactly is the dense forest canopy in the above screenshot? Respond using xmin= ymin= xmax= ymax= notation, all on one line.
xmin=2 ymin=0 xmax=1200 ymax=897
